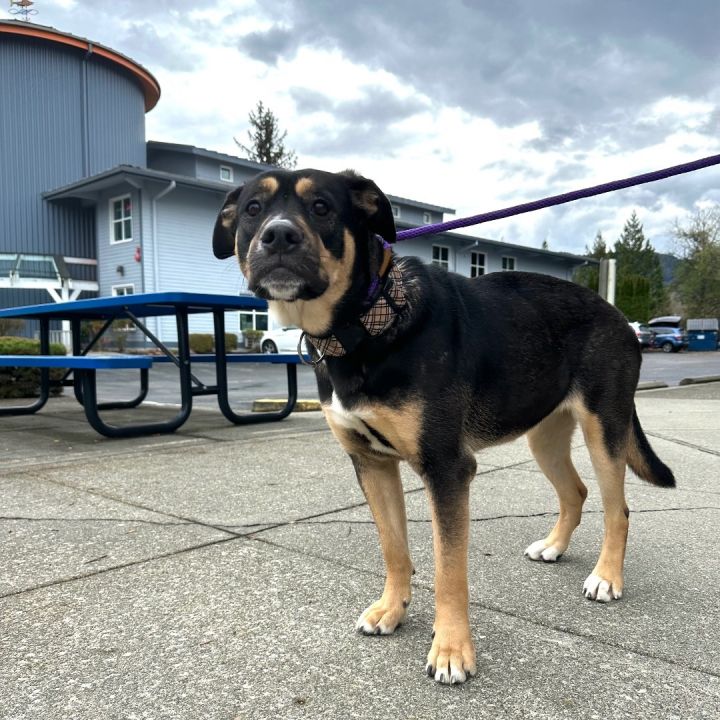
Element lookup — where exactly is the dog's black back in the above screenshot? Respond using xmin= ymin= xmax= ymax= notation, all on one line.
xmin=316 ymin=259 xmax=640 ymax=454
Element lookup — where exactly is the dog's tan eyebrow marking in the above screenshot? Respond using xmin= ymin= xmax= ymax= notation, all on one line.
xmin=259 ymin=177 xmax=279 ymax=195
xmin=220 ymin=205 xmax=236 ymax=229
xmin=295 ymin=177 xmax=314 ymax=197
xmin=350 ymin=188 xmax=379 ymax=215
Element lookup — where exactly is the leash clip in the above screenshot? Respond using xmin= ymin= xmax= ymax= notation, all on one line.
xmin=298 ymin=332 xmax=324 ymax=366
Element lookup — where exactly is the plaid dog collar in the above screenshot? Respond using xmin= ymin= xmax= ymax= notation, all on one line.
xmin=301 ymin=260 xmax=407 ymax=362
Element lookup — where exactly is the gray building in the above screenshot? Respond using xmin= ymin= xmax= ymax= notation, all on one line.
xmin=0 ymin=20 xmax=159 ymax=312
xmin=1 ymin=20 xmax=592 ymax=344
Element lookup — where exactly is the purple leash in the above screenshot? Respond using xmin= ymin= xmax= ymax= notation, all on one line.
xmin=395 ymin=152 xmax=720 ymax=242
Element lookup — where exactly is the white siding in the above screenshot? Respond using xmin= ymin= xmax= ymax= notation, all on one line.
xmin=395 ymin=236 xmax=579 ymax=281
xmin=153 ymin=187 xmax=247 ymax=341
xmin=94 ymin=181 xmax=585 ymax=346
xmin=97 ymin=187 xmax=144 ymax=296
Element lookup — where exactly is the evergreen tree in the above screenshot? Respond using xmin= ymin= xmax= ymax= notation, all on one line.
xmin=673 ymin=206 xmax=720 ymax=317
xmin=613 ymin=211 xmax=667 ymax=318
xmin=573 ymin=230 xmax=608 ymax=291
xmin=235 ymin=101 xmax=297 ymax=169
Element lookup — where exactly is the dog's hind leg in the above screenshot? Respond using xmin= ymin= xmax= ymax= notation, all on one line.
xmin=578 ymin=409 xmax=630 ymax=603
xmin=524 ymin=408 xmax=587 ymax=563
xmin=423 ymin=451 xmax=477 ymax=685
xmin=352 ymin=454 xmax=414 ymax=635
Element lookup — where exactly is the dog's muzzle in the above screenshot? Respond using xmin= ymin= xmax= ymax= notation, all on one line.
xmin=259 ymin=219 xmax=303 ymax=255
xmin=248 ymin=218 xmax=326 ymax=301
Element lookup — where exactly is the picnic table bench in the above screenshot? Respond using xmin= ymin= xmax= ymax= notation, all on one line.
xmin=0 ymin=292 xmax=306 ymax=438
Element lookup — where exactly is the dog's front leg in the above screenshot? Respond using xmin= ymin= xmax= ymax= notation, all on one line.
xmin=424 ymin=452 xmax=477 ymax=685
xmin=352 ymin=454 xmax=413 ymax=635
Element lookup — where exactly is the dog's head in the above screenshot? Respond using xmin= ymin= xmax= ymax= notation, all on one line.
xmin=213 ymin=169 xmax=396 ymax=335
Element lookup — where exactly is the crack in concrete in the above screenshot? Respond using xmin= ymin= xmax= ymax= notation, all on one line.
xmin=0 ymin=516 xmax=195 ymax=526
xmin=222 ymin=505 xmax=720 ymax=530
xmin=250 ymin=534 xmax=720 ymax=681
xmin=0 ymin=535 xmax=242 ymax=600
xmin=646 ymin=431 xmax=720 ymax=457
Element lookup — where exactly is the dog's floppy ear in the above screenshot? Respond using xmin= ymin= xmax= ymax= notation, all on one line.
xmin=213 ymin=185 xmax=244 ymax=259
xmin=340 ymin=170 xmax=397 ymax=244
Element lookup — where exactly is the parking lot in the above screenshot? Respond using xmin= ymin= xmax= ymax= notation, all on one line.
xmin=639 ymin=349 xmax=720 ymax=386
xmin=87 ymin=348 xmax=720 ymax=411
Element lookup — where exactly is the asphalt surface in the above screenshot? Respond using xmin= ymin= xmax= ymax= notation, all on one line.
xmin=1 ymin=379 xmax=719 ymax=718
xmin=639 ymin=349 xmax=720 ymax=387
xmin=89 ymin=348 xmax=720 ymax=411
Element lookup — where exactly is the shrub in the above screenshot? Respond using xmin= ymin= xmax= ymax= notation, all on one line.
xmin=0 ymin=336 xmax=67 ymax=399
xmin=0 ymin=318 xmax=24 ymax=336
xmin=189 ymin=333 xmax=214 ymax=353
xmin=224 ymin=332 xmax=238 ymax=352
xmin=243 ymin=329 xmax=263 ymax=351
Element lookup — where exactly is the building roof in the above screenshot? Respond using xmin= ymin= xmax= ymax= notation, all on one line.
xmin=147 ymin=141 xmax=272 ymax=172
xmin=44 ymin=164 xmax=593 ymax=266
xmin=395 ymin=221 xmax=596 ymax=266
xmin=0 ymin=20 xmax=160 ymax=111
xmin=43 ymin=165 xmax=231 ymax=200
xmin=146 ymin=141 xmax=456 ymax=214
xmin=388 ymin=194 xmax=455 ymax=214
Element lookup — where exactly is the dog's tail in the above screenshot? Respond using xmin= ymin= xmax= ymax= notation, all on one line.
xmin=626 ymin=407 xmax=676 ymax=487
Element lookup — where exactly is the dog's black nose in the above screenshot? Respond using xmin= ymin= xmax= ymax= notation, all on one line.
xmin=260 ymin=225 xmax=303 ymax=254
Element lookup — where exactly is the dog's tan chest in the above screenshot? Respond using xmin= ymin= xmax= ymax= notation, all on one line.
xmin=323 ymin=393 xmax=422 ymax=462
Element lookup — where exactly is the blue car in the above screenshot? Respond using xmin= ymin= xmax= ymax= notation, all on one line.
xmin=648 ymin=317 xmax=688 ymax=353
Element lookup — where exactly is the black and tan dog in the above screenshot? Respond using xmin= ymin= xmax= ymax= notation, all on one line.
xmin=213 ymin=168 xmax=675 ymax=685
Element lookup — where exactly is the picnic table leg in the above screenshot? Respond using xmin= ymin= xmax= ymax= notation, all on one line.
xmin=212 ymin=309 xmax=298 ymax=424
xmin=78 ymin=369 xmax=190 ymax=438
xmin=69 ymin=317 xmax=149 ymax=410
xmin=78 ymin=312 xmax=194 ymax=438
xmin=0 ymin=318 xmax=51 ymax=416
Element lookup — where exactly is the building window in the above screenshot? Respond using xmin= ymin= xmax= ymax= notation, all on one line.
xmin=470 ymin=252 xmax=486 ymax=277
xmin=112 ymin=284 xmax=135 ymax=296
xmin=432 ymin=245 xmax=450 ymax=270
xmin=392 ymin=205 xmax=401 ymax=219
xmin=110 ymin=195 xmax=133 ymax=244
xmin=501 ymin=256 xmax=516 ymax=271
xmin=239 ymin=310 xmax=269 ymax=332
xmin=422 ymin=212 xmax=432 ymax=224
xmin=220 ymin=165 xmax=233 ymax=182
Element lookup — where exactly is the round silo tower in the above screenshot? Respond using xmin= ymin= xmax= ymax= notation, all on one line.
xmin=0 ymin=19 xmax=160 ymax=308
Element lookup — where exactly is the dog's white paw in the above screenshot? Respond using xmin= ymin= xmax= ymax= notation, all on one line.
xmin=355 ymin=613 xmax=396 ymax=636
xmin=425 ymin=629 xmax=477 ymax=685
xmin=355 ymin=598 xmax=407 ymax=636
xmin=427 ymin=660 xmax=474 ymax=685
xmin=583 ymin=573 xmax=623 ymax=602
xmin=524 ymin=539 xmax=563 ymax=563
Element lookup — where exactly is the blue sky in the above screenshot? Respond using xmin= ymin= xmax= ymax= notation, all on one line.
xmin=19 ymin=0 xmax=720 ymax=254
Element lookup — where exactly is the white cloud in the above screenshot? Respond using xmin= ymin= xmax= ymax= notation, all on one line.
xmin=15 ymin=1 xmax=720 ymax=257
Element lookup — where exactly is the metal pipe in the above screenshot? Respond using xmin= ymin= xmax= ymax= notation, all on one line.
xmin=151 ymin=180 xmax=176 ymax=336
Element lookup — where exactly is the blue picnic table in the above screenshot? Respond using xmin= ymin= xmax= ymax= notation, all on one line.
xmin=0 ymin=292 xmax=305 ymax=437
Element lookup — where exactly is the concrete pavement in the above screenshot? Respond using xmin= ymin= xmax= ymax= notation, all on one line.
xmin=1 ymin=383 xmax=719 ymax=719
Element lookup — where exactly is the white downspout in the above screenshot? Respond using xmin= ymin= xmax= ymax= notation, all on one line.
xmin=152 ymin=180 xmax=177 ymax=293
xmin=151 ymin=181 xmax=177 ymax=335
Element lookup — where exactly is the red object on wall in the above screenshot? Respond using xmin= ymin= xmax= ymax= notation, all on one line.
xmin=134 ymin=246 xmax=142 ymax=262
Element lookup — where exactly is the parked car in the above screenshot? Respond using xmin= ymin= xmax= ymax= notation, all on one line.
xmin=628 ymin=322 xmax=654 ymax=349
xmin=647 ymin=316 xmax=688 ymax=353
xmin=258 ymin=326 xmax=303 ymax=354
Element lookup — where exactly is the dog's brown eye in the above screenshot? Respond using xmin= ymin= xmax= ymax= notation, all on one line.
xmin=312 ymin=199 xmax=329 ymax=216
xmin=246 ymin=200 xmax=261 ymax=217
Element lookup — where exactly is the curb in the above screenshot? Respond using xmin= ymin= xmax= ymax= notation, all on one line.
xmin=678 ymin=375 xmax=720 ymax=386
xmin=636 ymin=381 xmax=669 ymax=391
xmin=253 ymin=398 xmax=322 ymax=413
